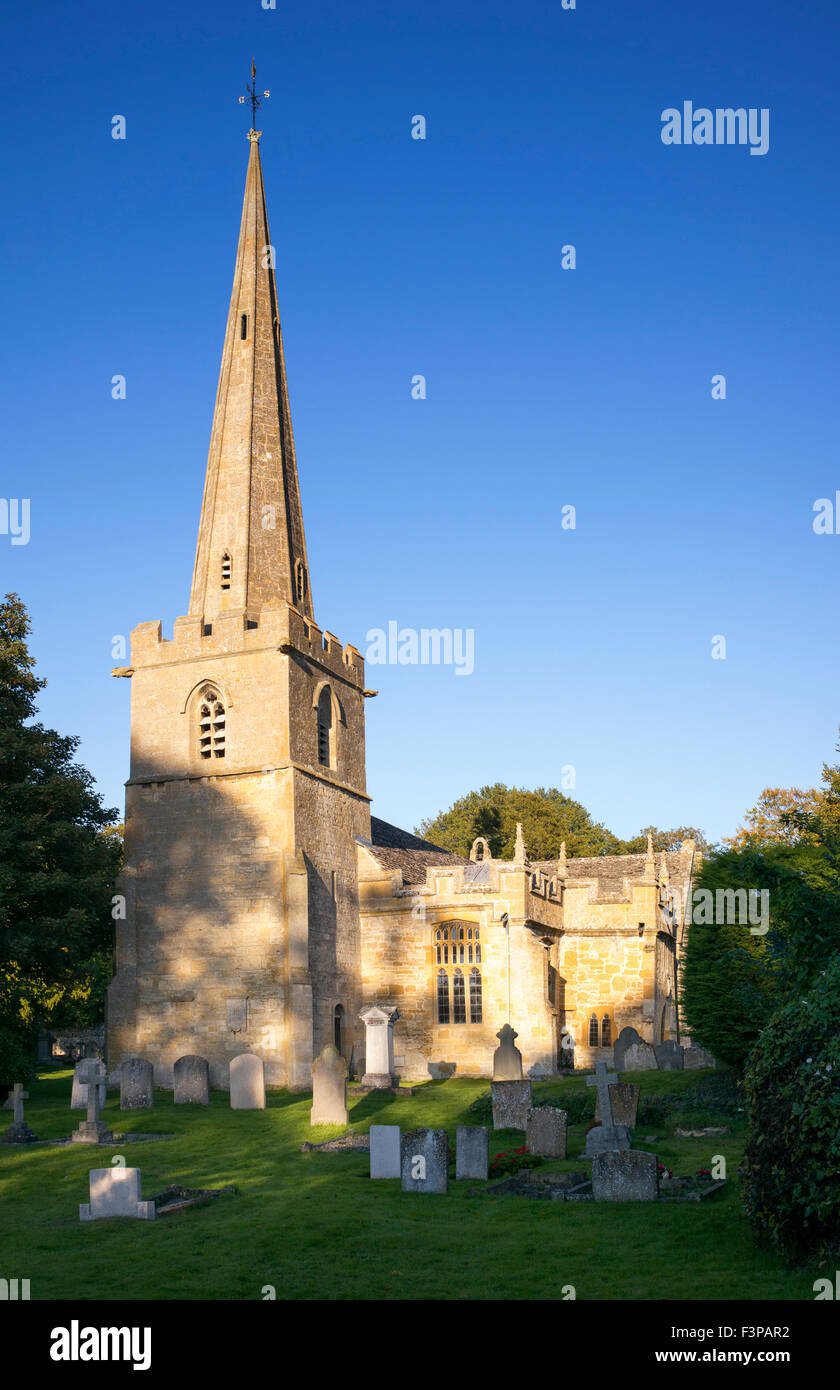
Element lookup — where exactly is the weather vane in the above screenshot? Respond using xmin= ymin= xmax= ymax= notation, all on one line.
xmin=238 ymin=59 xmax=270 ymax=131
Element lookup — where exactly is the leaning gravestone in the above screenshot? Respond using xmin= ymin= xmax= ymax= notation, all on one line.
xmin=525 ymin=1106 xmax=567 ymax=1158
xmin=80 ymin=1167 xmax=155 ymax=1221
xmin=613 ymin=1025 xmax=641 ymax=1073
xmin=71 ymin=1061 xmax=106 ymax=1112
xmin=654 ymin=1040 xmax=684 ymax=1071
xmin=120 ymin=1057 xmax=154 ymax=1110
xmin=173 ymin=1055 xmax=210 ymax=1106
xmin=622 ymin=1040 xmax=657 ymax=1071
xmin=595 ymin=1082 xmax=640 ymax=1129
xmin=492 ymin=1023 xmax=523 ymax=1080
xmin=427 ymin=1061 xmax=456 ymax=1080
xmin=592 ymin=1150 xmax=659 ymax=1202
xmin=456 ymin=1126 xmax=488 ymax=1180
xmin=229 ymin=1053 xmax=265 ymax=1110
xmin=370 ymin=1125 xmax=401 ymax=1178
xmin=683 ymin=1046 xmax=716 ymax=1070
xmin=400 ymin=1128 xmax=449 ymax=1194
xmin=310 ymin=1045 xmax=348 ymax=1126
xmin=491 ymin=1080 xmax=533 ymax=1130
xmin=585 ymin=1061 xmax=631 ymax=1155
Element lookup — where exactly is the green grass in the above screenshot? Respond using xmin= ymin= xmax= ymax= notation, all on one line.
xmin=0 ymin=1066 xmax=818 ymax=1301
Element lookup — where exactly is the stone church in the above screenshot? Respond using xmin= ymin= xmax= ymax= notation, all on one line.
xmin=107 ymin=129 xmax=698 ymax=1088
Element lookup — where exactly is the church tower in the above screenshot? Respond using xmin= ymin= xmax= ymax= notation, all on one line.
xmin=107 ymin=126 xmax=371 ymax=1089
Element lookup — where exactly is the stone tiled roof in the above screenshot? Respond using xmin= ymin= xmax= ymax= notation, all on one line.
xmin=533 ymin=851 xmax=686 ymax=882
xmin=359 ymin=817 xmax=470 ymax=884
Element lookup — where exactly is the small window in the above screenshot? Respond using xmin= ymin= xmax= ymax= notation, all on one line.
xmin=453 ymin=969 xmax=466 ymax=1024
xmin=469 ymin=968 xmax=482 ymax=1023
xmin=240 ymin=313 xmax=248 ymax=340
xmin=221 ymin=552 xmax=231 ymax=590
xmin=317 ymin=687 xmax=332 ymax=767
xmin=334 ymin=1004 xmax=344 ymax=1053
xmin=601 ymin=1015 xmax=611 ymax=1048
xmin=588 ymin=1014 xmax=599 ymax=1048
xmin=437 ymin=970 xmax=450 ymax=1024
xmin=198 ymin=685 xmax=225 ymax=760
xmin=295 ymin=560 xmax=307 ymax=605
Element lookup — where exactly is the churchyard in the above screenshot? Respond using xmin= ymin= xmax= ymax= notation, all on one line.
xmin=0 ymin=1063 xmax=817 ymax=1301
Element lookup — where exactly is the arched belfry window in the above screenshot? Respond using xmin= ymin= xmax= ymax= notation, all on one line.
xmin=317 ymin=686 xmax=333 ymax=767
xmin=434 ymin=923 xmax=481 ymax=1025
xmin=221 ymin=552 xmax=232 ymax=590
xmin=198 ymin=685 xmax=225 ymax=760
xmin=588 ymin=1014 xmax=599 ymax=1048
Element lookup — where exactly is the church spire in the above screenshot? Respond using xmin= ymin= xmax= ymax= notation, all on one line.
xmin=189 ymin=126 xmax=313 ymax=625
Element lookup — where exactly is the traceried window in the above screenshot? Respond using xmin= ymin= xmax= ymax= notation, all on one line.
xmin=198 ymin=685 xmax=225 ymax=760
xmin=434 ymin=924 xmax=481 ymax=1024
xmin=588 ymin=1014 xmax=599 ymax=1048
xmin=601 ymin=1015 xmax=611 ymax=1047
xmin=317 ymin=686 xmax=332 ymax=767
xmin=221 ymin=552 xmax=232 ymax=590
xmin=469 ymin=968 xmax=482 ymax=1023
xmin=436 ymin=969 xmax=450 ymax=1024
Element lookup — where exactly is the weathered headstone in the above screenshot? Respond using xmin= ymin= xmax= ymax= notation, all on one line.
xmin=79 ymin=1167 xmax=155 ymax=1221
xmin=2 ymin=1086 xmax=27 ymax=1111
xmin=427 ymin=1061 xmax=456 ymax=1080
xmin=1 ymin=1084 xmax=38 ymax=1144
xmin=613 ymin=1025 xmax=641 ymax=1073
xmin=400 ymin=1128 xmax=448 ymax=1194
xmin=456 ymin=1125 xmax=488 ymax=1180
xmin=71 ymin=1061 xmax=106 ymax=1112
xmin=525 ymin=1106 xmax=567 ymax=1158
xmin=595 ymin=1082 xmax=640 ymax=1129
xmin=369 ymin=1124 xmax=401 ymax=1179
xmin=120 ymin=1056 xmax=154 ymax=1110
xmin=622 ymin=1040 xmax=657 ymax=1071
xmin=585 ymin=1061 xmax=631 ymax=1155
xmin=359 ymin=1005 xmax=399 ymax=1087
xmin=173 ymin=1055 xmax=210 ymax=1106
xmin=491 ymin=1079 xmax=533 ymax=1130
xmin=71 ymin=1061 xmax=113 ymax=1144
xmin=229 ymin=1053 xmax=265 ymax=1110
xmin=310 ymin=1044 xmax=348 ymax=1126
xmin=492 ymin=1023 xmax=523 ymax=1081
xmin=654 ymin=1040 xmax=684 ymax=1071
xmin=683 ymin=1046 xmax=716 ymax=1070
xmin=592 ymin=1150 xmax=659 ymax=1202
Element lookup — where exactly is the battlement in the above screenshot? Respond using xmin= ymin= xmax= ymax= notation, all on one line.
xmin=124 ymin=601 xmax=366 ymax=687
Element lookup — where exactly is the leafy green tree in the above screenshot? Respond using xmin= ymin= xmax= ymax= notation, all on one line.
xmin=0 ymin=594 xmax=121 ymax=1081
xmin=416 ymin=783 xmax=627 ymax=860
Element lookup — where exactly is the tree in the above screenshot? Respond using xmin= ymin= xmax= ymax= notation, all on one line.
xmin=0 ymin=594 xmax=121 ymax=1081
xmin=416 ymin=784 xmax=627 ymax=860
xmin=722 ymin=786 xmax=821 ymax=851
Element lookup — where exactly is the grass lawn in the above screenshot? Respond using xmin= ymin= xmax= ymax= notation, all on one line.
xmin=0 ymin=1065 xmax=817 ymax=1301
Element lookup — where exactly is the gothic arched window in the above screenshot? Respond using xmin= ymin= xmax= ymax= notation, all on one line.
xmin=198 ymin=685 xmax=225 ymax=760
xmin=436 ymin=969 xmax=450 ymax=1024
xmin=469 ymin=968 xmax=482 ymax=1023
xmin=317 ymin=686 xmax=332 ymax=767
xmin=588 ymin=1014 xmax=599 ymax=1048
xmin=601 ymin=1015 xmax=611 ymax=1047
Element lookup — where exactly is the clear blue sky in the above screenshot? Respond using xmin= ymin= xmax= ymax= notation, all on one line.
xmin=2 ymin=0 xmax=839 ymax=845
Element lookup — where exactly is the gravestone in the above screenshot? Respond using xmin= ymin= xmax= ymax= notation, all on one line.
xmin=71 ymin=1061 xmax=113 ymax=1144
xmin=683 ymin=1046 xmax=716 ymax=1070
xmin=173 ymin=1055 xmax=210 ymax=1106
xmin=2 ymin=1086 xmax=27 ymax=1111
xmin=400 ymin=1128 xmax=449 ymax=1194
xmin=71 ymin=1061 xmax=106 ymax=1112
xmin=592 ymin=1150 xmax=659 ymax=1202
xmin=120 ymin=1057 xmax=154 ymax=1110
xmin=525 ymin=1107 xmax=567 ymax=1158
xmin=79 ymin=1167 xmax=155 ymax=1221
xmin=427 ymin=1061 xmax=456 ymax=1080
xmin=654 ymin=1041 xmax=684 ymax=1071
xmin=622 ymin=1040 xmax=657 ymax=1071
xmin=359 ymin=1005 xmax=399 ymax=1087
xmin=310 ymin=1045 xmax=348 ymax=1126
xmin=1 ymin=1084 xmax=38 ymax=1144
xmin=491 ymin=1080 xmax=533 ymax=1130
xmin=585 ymin=1061 xmax=631 ymax=1155
xmin=229 ymin=1053 xmax=265 ymax=1110
xmin=595 ymin=1082 xmax=640 ymax=1129
xmin=369 ymin=1125 xmax=401 ymax=1179
xmin=492 ymin=1024 xmax=523 ymax=1081
xmin=613 ymin=1025 xmax=641 ymax=1073
xmin=456 ymin=1126 xmax=488 ymax=1180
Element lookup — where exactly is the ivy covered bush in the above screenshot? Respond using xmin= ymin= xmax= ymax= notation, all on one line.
xmin=741 ymin=955 xmax=840 ymax=1263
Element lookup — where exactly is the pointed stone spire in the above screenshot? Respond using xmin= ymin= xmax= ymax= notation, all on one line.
xmin=189 ymin=131 xmax=313 ymax=626
xmin=513 ymin=822 xmax=529 ymax=868
xmin=557 ymin=841 xmax=568 ymax=879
